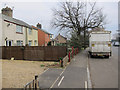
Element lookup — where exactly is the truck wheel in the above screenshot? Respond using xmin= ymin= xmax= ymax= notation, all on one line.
xmin=105 ymin=56 xmax=109 ymax=58
xmin=90 ymin=55 xmax=93 ymax=58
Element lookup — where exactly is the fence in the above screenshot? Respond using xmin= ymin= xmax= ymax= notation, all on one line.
xmin=1 ymin=46 xmax=67 ymax=61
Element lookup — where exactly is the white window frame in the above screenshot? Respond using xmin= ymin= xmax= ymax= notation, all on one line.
xmin=16 ymin=25 xmax=23 ymax=33
xmin=28 ymin=40 xmax=32 ymax=46
xmin=17 ymin=40 xmax=23 ymax=46
xmin=28 ymin=28 xmax=32 ymax=35
xmin=34 ymin=40 xmax=37 ymax=46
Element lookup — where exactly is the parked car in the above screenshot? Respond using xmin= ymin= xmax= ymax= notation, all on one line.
xmin=113 ymin=41 xmax=120 ymax=47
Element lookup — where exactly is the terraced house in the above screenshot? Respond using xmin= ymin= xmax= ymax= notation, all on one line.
xmin=0 ymin=7 xmax=38 ymax=46
xmin=33 ymin=23 xmax=53 ymax=46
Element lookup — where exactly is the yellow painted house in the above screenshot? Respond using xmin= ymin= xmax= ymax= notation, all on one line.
xmin=26 ymin=27 xmax=38 ymax=46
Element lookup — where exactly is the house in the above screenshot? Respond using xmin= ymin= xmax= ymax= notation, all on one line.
xmin=33 ymin=23 xmax=52 ymax=46
xmin=0 ymin=7 xmax=38 ymax=46
xmin=50 ymin=39 xmax=58 ymax=46
xmin=26 ymin=26 xmax=38 ymax=46
xmin=54 ymin=33 xmax=67 ymax=46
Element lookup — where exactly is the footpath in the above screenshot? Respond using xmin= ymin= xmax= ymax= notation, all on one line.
xmin=38 ymin=50 xmax=88 ymax=89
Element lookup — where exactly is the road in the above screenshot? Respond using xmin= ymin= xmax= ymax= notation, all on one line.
xmin=89 ymin=46 xmax=118 ymax=88
xmin=38 ymin=46 xmax=118 ymax=89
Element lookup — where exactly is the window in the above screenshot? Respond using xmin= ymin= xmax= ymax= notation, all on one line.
xmin=17 ymin=40 xmax=23 ymax=46
xmin=16 ymin=25 xmax=23 ymax=33
xmin=28 ymin=40 xmax=32 ymax=46
xmin=28 ymin=28 xmax=32 ymax=35
xmin=34 ymin=40 xmax=37 ymax=46
xmin=6 ymin=40 xmax=13 ymax=46
xmin=50 ymin=35 xmax=52 ymax=38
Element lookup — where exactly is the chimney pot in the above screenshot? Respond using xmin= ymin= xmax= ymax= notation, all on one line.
xmin=1 ymin=6 xmax=13 ymax=17
xmin=37 ymin=23 xmax=42 ymax=29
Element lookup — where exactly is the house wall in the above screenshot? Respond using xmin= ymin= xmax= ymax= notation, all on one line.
xmin=0 ymin=14 xmax=2 ymax=46
xmin=55 ymin=34 xmax=67 ymax=44
xmin=2 ymin=20 xmax=26 ymax=46
xmin=38 ymin=29 xmax=45 ymax=46
xmin=38 ymin=28 xmax=51 ymax=46
xmin=27 ymin=28 xmax=38 ymax=46
xmin=45 ymin=33 xmax=50 ymax=46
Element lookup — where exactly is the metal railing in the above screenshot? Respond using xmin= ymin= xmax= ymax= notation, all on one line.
xmin=24 ymin=75 xmax=39 ymax=90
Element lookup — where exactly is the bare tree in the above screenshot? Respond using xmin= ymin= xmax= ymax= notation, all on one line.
xmin=52 ymin=2 xmax=106 ymax=48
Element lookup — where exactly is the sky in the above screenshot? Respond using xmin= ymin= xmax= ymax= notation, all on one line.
xmin=0 ymin=0 xmax=119 ymax=38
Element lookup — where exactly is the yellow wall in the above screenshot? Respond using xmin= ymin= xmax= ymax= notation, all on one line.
xmin=27 ymin=28 xmax=38 ymax=46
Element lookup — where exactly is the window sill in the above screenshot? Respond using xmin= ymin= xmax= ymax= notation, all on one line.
xmin=16 ymin=32 xmax=23 ymax=34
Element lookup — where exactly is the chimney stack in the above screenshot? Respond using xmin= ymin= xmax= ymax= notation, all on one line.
xmin=37 ymin=23 xmax=42 ymax=29
xmin=2 ymin=6 xmax=13 ymax=17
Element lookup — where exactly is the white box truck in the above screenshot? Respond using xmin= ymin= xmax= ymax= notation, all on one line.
xmin=89 ymin=28 xmax=111 ymax=58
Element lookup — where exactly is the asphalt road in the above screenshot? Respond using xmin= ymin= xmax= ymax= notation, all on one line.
xmin=89 ymin=46 xmax=118 ymax=88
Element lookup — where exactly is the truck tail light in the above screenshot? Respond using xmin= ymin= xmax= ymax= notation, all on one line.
xmin=108 ymin=44 xmax=111 ymax=47
xmin=92 ymin=44 xmax=95 ymax=47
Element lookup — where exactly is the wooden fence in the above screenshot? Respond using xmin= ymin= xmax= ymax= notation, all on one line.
xmin=1 ymin=46 xmax=67 ymax=61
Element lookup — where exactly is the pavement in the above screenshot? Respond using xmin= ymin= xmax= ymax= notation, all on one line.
xmin=38 ymin=50 xmax=88 ymax=89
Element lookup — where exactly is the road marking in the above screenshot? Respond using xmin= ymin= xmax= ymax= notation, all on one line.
xmin=84 ymin=81 xmax=88 ymax=90
xmin=58 ymin=76 xmax=64 ymax=87
xmin=87 ymin=52 xmax=92 ymax=89
xmin=50 ymin=60 xmax=71 ymax=88
xmin=87 ymin=65 xmax=92 ymax=88
xmin=50 ymin=75 xmax=61 ymax=88
xmin=38 ymin=68 xmax=49 ymax=77
xmin=50 ymin=67 xmax=66 ymax=88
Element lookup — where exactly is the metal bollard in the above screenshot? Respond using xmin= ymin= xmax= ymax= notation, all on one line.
xmin=75 ymin=48 xmax=76 ymax=55
xmin=72 ymin=47 xmax=74 ymax=58
xmin=60 ymin=59 xmax=63 ymax=67
xmin=35 ymin=75 xmax=38 ymax=90
xmin=68 ymin=51 xmax=71 ymax=62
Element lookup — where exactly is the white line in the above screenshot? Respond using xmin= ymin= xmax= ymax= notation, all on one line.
xmin=87 ymin=67 xmax=92 ymax=88
xmin=58 ymin=76 xmax=64 ymax=86
xmin=38 ymin=68 xmax=49 ymax=77
xmin=85 ymin=81 xmax=88 ymax=90
xmin=50 ymin=62 xmax=69 ymax=88
xmin=50 ymin=75 xmax=61 ymax=88
xmin=50 ymin=68 xmax=66 ymax=88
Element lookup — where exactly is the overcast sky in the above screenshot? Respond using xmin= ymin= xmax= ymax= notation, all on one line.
xmin=0 ymin=0 xmax=118 ymax=38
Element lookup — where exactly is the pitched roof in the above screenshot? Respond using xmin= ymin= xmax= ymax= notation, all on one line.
xmin=32 ymin=26 xmax=53 ymax=35
xmin=55 ymin=33 xmax=67 ymax=40
xmin=1 ymin=13 xmax=32 ymax=28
